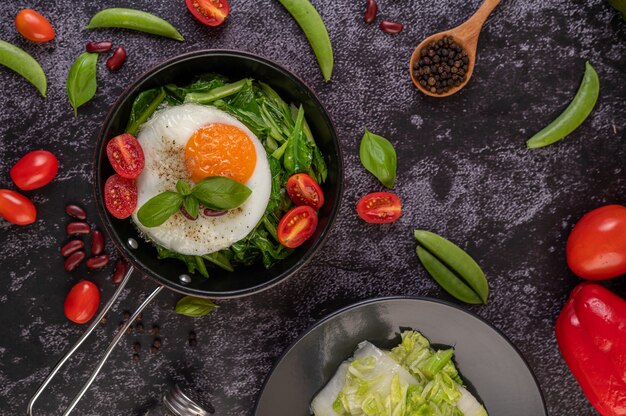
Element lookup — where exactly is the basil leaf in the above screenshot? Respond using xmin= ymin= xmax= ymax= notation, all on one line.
xmin=137 ymin=191 xmax=183 ymax=227
xmin=175 ymin=296 xmax=218 ymax=317
xmin=359 ymin=128 xmax=397 ymax=189
xmin=66 ymin=52 xmax=98 ymax=117
xmin=183 ymin=195 xmax=200 ymax=218
xmin=176 ymin=179 xmax=192 ymax=196
xmin=191 ymin=176 xmax=252 ymax=210
xmin=125 ymin=87 xmax=166 ymax=135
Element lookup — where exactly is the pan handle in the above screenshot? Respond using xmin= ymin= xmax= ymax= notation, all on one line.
xmin=26 ymin=266 xmax=165 ymax=416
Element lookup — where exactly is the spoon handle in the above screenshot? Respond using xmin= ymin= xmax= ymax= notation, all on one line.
xmin=456 ymin=0 xmax=501 ymax=43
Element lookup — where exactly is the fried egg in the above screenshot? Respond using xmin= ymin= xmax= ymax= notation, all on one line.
xmin=131 ymin=103 xmax=271 ymax=255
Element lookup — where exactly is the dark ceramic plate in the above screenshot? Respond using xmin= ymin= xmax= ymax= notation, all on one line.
xmin=255 ymin=297 xmax=547 ymax=415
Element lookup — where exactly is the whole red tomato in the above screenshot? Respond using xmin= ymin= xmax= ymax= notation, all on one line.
xmin=15 ymin=9 xmax=55 ymax=42
xmin=0 ymin=189 xmax=36 ymax=225
xmin=64 ymin=281 xmax=100 ymax=324
xmin=566 ymin=204 xmax=626 ymax=280
xmin=10 ymin=150 xmax=58 ymax=190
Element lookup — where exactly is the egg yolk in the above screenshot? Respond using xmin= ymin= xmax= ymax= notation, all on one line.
xmin=185 ymin=123 xmax=257 ymax=184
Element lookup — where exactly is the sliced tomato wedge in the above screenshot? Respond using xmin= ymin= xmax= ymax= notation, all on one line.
xmin=356 ymin=192 xmax=402 ymax=224
xmin=286 ymin=173 xmax=324 ymax=210
xmin=106 ymin=133 xmax=144 ymax=179
xmin=185 ymin=0 xmax=230 ymax=26
xmin=104 ymin=174 xmax=137 ymax=219
xmin=277 ymin=206 xmax=318 ymax=248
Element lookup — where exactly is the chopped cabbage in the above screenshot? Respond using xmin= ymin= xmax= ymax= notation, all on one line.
xmin=310 ymin=330 xmax=488 ymax=416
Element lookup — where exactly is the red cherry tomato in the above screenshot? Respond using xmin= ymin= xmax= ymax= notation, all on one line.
xmin=356 ymin=192 xmax=402 ymax=224
xmin=277 ymin=206 xmax=318 ymax=248
xmin=15 ymin=9 xmax=55 ymax=43
xmin=185 ymin=0 xmax=230 ymax=26
xmin=104 ymin=174 xmax=137 ymax=219
xmin=0 ymin=189 xmax=36 ymax=225
xmin=286 ymin=173 xmax=324 ymax=210
xmin=566 ymin=204 xmax=626 ymax=280
xmin=106 ymin=134 xmax=144 ymax=179
xmin=64 ymin=280 xmax=100 ymax=324
xmin=10 ymin=150 xmax=59 ymax=190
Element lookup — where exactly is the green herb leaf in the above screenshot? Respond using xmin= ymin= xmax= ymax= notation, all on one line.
xmin=202 ymin=251 xmax=234 ymax=272
xmin=183 ymin=195 xmax=200 ymax=218
xmin=360 ymin=128 xmax=397 ymax=189
xmin=66 ymin=52 xmax=98 ymax=117
xmin=191 ymin=176 xmax=252 ymax=210
xmin=125 ymin=87 xmax=166 ymax=135
xmin=176 ymin=179 xmax=192 ymax=196
xmin=284 ymin=106 xmax=313 ymax=174
xmin=175 ymin=296 xmax=218 ymax=317
xmin=137 ymin=191 xmax=183 ymax=227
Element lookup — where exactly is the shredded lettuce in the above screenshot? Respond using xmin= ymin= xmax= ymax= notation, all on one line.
xmin=311 ymin=331 xmax=488 ymax=416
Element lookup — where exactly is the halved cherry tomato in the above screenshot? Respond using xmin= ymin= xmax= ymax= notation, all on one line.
xmin=286 ymin=173 xmax=324 ymax=210
xmin=104 ymin=174 xmax=137 ymax=219
xmin=0 ymin=190 xmax=36 ymax=225
xmin=277 ymin=206 xmax=318 ymax=248
xmin=64 ymin=280 xmax=100 ymax=324
xmin=185 ymin=0 xmax=230 ymax=26
xmin=356 ymin=192 xmax=402 ymax=224
xmin=10 ymin=150 xmax=58 ymax=190
xmin=106 ymin=134 xmax=144 ymax=179
xmin=15 ymin=9 xmax=55 ymax=43
xmin=566 ymin=204 xmax=626 ymax=280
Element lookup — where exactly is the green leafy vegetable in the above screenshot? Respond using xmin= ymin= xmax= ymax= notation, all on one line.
xmin=203 ymin=251 xmax=234 ymax=272
xmin=137 ymin=191 xmax=183 ymax=227
xmin=125 ymin=87 xmax=166 ymax=135
xmin=184 ymin=79 xmax=248 ymax=104
xmin=360 ymin=128 xmax=397 ymax=188
xmin=191 ymin=176 xmax=252 ymax=210
xmin=66 ymin=52 xmax=98 ymax=117
xmin=0 ymin=40 xmax=47 ymax=97
xmin=175 ymin=296 xmax=218 ymax=317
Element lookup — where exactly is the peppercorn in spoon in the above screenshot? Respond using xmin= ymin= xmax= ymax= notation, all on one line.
xmin=410 ymin=0 xmax=501 ymax=97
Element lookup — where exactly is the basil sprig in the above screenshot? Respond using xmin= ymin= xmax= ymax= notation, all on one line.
xmin=175 ymin=296 xmax=218 ymax=317
xmin=359 ymin=128 xmax=397 ymax=189
xmin=137 ymin=177 xmax=252 ymax=227
xmin=67 ymin=52 xmax=99 ymax=117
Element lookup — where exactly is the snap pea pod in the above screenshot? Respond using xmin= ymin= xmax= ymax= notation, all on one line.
xmin=86 ymin=8 xmax=184 ymax=42
xmin=277 ymin=0 xmax=334 ymax=82
xmin=414 ymin=230 xmax=489 ymax=304
xmin=0 ymin=40 xmax=47 ymax=97
xmin=527 ymin=62 xmax=599 ymax=149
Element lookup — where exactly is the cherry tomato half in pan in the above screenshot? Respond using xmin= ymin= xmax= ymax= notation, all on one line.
xmin=277 ymin=206 xmax=318 ymax=248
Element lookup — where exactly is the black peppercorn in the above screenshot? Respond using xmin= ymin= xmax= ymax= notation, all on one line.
xmin=133 ymin=342 xmax=141 ymax=353
xmin=123 ymin=310 xmax=130 ymax=321
xmin=153 ymin=338 xmax=162 ymax=348
xmin=414 ymin=36 xmax=468 ymax=95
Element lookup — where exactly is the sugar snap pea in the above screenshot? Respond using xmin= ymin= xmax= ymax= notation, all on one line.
xmin=526 ymin=61 xmax=599 ymax=149
xmin=277 ymin=0 xmax=334 ymax=82
xmin=86 ymin=8 xmax=184 ymax=42
xmin=0 ymin=40 xmax=47 ymax=97
xmin=414 ymin=230 xmax=489 ymax=304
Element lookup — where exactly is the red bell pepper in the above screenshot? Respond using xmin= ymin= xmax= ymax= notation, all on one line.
xmin=555 ymin=282 xmax=626 ymax=416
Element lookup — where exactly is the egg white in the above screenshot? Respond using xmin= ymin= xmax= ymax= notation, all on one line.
xmin=131 ymin=103 xmax=271 ymax=256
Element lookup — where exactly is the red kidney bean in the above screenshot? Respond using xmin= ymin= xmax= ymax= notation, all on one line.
xmin=364 ymin=0 xmax=378 ymax=23
xmin=66 ymin=221 xmax=90 ymax=235
xmin=91 ymin=230 xmax=105 ymax=255
xmin=61 ymin=240 xmax=84 ymax=257
xmin=112 ymin=259 xmax=128 ymax=284
xmin=203 ymin=208 xmax=227 ymax=217
xmin=65 ymin=251 xmax=86 ymax=272
xmin=86 ymin=41 xmax=112 ymax=53
xmin=379 ymin=20 xmax=404 ymax=34
xmin=106 ymin=46 xmax=127 ymax=71
xmin=86 ymin=254 xmax=110 ymax=269
xmin=180 ymin=206 xmax=197 ymax=221
xmin=65 ymin=204 xmax=87 ymax=220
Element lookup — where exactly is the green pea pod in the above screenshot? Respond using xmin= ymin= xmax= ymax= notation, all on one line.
xmin=0 ymin=40 xmax=47 ymax=97
xmin=416 ymin=247 xmax=483 ymax=304
xmin=277 ymin=0 xmax=334 ymax=81
xmin=527 ymin=62 xmax=599 ymax=149
xmin=86 ymin=8 xmax=184 ymax=42
xmin=414 ymin=230 xmax=489 ymax=304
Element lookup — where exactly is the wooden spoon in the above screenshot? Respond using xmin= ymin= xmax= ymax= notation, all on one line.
xmin=410 ymin=0 xmax=501 ymax=97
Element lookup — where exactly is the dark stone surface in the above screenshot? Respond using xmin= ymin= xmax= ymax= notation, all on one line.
xmin=0 ymin=0 xmax=624 ymax=414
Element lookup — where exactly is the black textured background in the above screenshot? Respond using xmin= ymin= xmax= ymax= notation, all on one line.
xmin=1 ymin=0 xmax=625 ymax=414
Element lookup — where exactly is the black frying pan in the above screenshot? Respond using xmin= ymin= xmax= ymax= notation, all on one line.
xmin=27 ymin=50 xmax=343 ymax=415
